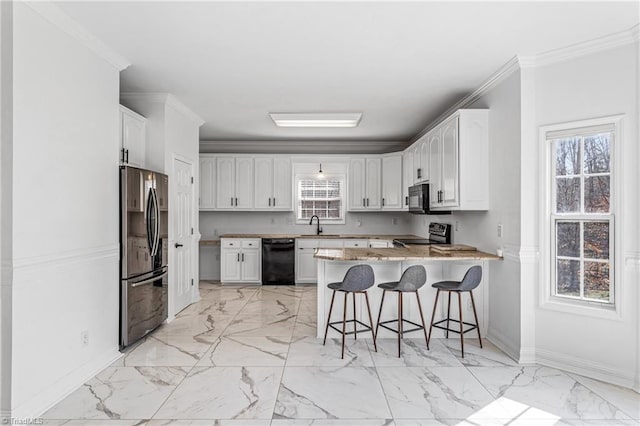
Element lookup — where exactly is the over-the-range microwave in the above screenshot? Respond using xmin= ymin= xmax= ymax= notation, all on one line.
xmin=408 ymin=184 xmax=451 ymax=215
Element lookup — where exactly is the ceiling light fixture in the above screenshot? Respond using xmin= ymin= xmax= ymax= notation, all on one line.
xmin=317 ymin=164 xmax=325 ymax=179
xmin=269 ymin=113 xmax=362 ymax=128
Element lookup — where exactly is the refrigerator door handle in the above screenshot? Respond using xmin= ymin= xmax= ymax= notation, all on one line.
xmin=151 ymin=188 xmax=161 ymax=257
xmin=130 ymin=270 xmax=168 ymax=288
xmin=145 ymin=188 xmax=155 ymax=257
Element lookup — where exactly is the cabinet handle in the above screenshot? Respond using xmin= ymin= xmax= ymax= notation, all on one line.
xmin=367 ymin=198 xmax=370 ymax=207
xmin=417 ymin=168 xmax=421 ymax=179
xmin=273 ymin=197 xmax=276 ymax=205
xmin=237 ymin=253 xmax=240 ymax=262
xmin=235 ymin=197 xmax=238 ymax=206
xmin=405 ymin=196 xmax=409 ymax=206
xmin=362 ymin=198 xmax=365 ymax=207
xmin=382 ymin=198 xmax=385 ymax=207
xmin=125 ymin=149 xmax=129 ymax=163
xmin=242 ymin=253 xmax=245 ymax=262
xmin=268 ymin=198 xmax=271 ymax=206
xmin=230 ymin=197 xmax=233 ymax=206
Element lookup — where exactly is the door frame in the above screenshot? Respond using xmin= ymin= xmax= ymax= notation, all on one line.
xmin=169 ymin=154 xmax=199 ymax=320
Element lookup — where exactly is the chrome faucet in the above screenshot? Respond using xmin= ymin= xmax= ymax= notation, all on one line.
xmin=309 ymin=215 xmax=323 ymax=235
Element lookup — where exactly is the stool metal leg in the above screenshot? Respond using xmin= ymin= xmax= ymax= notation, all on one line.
xmin=415 ymin=290 xmax=429 ymax=350
xmin=323 ymin=290 xmax=336 ymax=345
xmin=397 ymin=291 xmax=403 ymax=357
xmin=427 ymin=289 xmax=440 ymax=347
xmin=352 ymin=292 xmax=357 ymax=340
xmin=458 ymin=291 xmax=464 ymax=358
xmin=470 ymin=290 xmax=483 ymax=348
xmin=364 ymin=291 xmax=377 ymax=352
xmin=341 ymin=291 xmax=348 ymax=359
xmin=375 ymin=290 xmax=386 ymax=339
xmin=446 ymin=291 xmax=452 ymax=339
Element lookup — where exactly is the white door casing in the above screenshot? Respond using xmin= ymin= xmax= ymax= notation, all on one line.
xmin=172 ymin=157 xmax=194 ymax=316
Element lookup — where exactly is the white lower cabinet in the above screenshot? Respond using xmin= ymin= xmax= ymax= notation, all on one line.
xmin=295 ymin=239 xmax=345 ymax=283
xmin=220 ymin=238 xmax=261 ymax=284
xmin=368 ymin=240 xmax=394 ymax=248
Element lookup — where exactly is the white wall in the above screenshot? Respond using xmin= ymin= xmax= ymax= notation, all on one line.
xmin=531 ymin=43 xmax=639 ymax=388
xmin=408 ymin=70 xmax=524 ymax=359
xmin=11 ymin=2 xmax=122 ymax=417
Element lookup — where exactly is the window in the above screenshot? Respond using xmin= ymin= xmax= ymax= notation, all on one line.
xmin=549 ymin=124 xmax=614 ymax=305
xmin=297 ymin=178 xmax=344 ymax=221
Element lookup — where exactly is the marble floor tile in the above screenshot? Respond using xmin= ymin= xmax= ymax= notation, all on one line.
xmin=42 ymin=421 xmax=150 ymax=425
xmin=145 ymin=420 xmax=272 ymax=426
xmin=271 ymin=420 xmax=394 ymax=426
xmin=274 ymin=366 xmax=391 ymax=419
xmin=369 ymin=339 xmax=463 ymax=368
xmin=154 ymin=314 xmax=233 ymax=344
xmin=292 ymin=316 xmax=318 ymax=337
xmin=286 ymin=336 xmax=374 ymax=367
xmin=567 ymin=373 xmax=640 ymax=419
xmin=441 ymin=339 xmax=518 ymax=367
xmin=468 ymin=366 xmax=632 ymax=420
xmin=240 ymin=295 xmax=301 ymax=319
xmin=196 ymin=335 xmax=290 ymax=367
xmin=43 ymin=367 xmax=188 ymax=420
xmin=376 ymin=366 xmax=500 ymax=420
xmin=154 ymin=366 xmax=283 ymax=420
xmin=222 ymin=315 xmax=297 ymax=337
xmin=114 ymin=334 xmax=209 ymax=367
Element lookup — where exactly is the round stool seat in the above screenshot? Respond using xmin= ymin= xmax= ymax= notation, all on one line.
xmin=432 ymin=281 xmax=464 ymax=290
xmin=327 ymin=282 xmax=342 ymax=290
xmin=377 ymin=281 xmax=400 ymax=290
xmin=377 ymin=265 xmax=427 ymax=292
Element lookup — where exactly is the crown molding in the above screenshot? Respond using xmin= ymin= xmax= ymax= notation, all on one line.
xmin=120 ymin=92 xmax=204 ymax=126
xmin=199 ymin=139 xmax=408 ymax=154
xmin=23 ymin=1 xmax=130 ymax=71
xmin=534 ymin=24 xmax=640 ymax=68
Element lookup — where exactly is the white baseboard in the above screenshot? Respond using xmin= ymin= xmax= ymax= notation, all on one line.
xmin=12 ymin=349 xmax=122 ymax=418
xmin=519 ymin=347 xmax=537 ymax=364
xmin=535 ymin=348 xmax=635 ymax=389
xmin=486 ymin=328 xmax=520 ymax=362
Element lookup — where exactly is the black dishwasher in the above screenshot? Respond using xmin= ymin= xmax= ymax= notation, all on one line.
xmin=262 ymin=238 xmax=295 ymax=285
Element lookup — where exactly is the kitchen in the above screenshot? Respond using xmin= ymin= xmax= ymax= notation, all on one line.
xmin=1 ymin=1 xmax=639 ymax=424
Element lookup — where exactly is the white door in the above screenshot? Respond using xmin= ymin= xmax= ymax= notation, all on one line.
xmin=253 ymin=157 xmax=273 ymax=209
xmin=441 ymin=116 xmax=459 ymax=207
xmin=429 ymin=130 xmax=442 ymax=208
xmin=365 ymin=157 xmax=382 ymax=209
xmin=216 ymin=157 xmax=235 ymax=209
xmin=235 ymin=157 xmax=254 ymax=209
xmin=221 ymin=248 xmax=242 ymax=281
xmin=199 ymin=156 xmax=216 ymax=209
xmin=241 ymin=249 xmax=260 ymax=282
xmin=382 ymin=155 xmax=402 ymax=209
xmin=272 ymin=157 xmax=292 ymax=210
xmin=173 ymin=158 xmax=194 ymax=315
xmin=349 ymin=158 xmax=366 ymax=210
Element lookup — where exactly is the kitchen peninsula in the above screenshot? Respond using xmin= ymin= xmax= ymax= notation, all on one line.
xmin=315 ymin=245 xmax=501 ymax=340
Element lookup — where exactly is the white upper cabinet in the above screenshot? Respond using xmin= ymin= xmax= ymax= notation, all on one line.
xmin=199 ymin=155 xmax=216 ymax=210
xmin=349 ymin=157 xmax=382 ymax=211
xmin=402 ymin=150 xmax=413 ymax=209
xmin=428 ymin=109 xmax=489 ymax=211
xmin=254 ymin=156 xmax=292 ymax=210
xmin=119 ymin=105 xmax=146 ymax=168
xmin=382 ymin=154 xmax=403 ymax=210
xmin=418 ymin=136 xmax=429 ymax=183
xmin=214 ymin=156 xmax=254 ymax=210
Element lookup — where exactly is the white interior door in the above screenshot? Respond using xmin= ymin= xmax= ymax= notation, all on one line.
xmin=173 ymin=158 xmax=194 ymax=315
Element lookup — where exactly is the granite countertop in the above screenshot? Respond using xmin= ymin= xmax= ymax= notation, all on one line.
xmin=314 ymin=246 xmax=502 ymax=261
xmin=217 ymin=234 xmax=422 ymax=240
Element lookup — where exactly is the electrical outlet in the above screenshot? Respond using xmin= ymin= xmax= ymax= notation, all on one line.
xmin=81 ymin=330 xmax=89 ymax=347
xmin=391 ymin=217 xmax=398 ymax=225
xmin=270 ymin=217 xmax=275 ymax=225
xmin=356 ymin=219 xmax=362 ymax=227
xmin=455 ymin=221 xmax=460 ymax=231
xmin=497 ymin=224 xmax=503 ymax=238
xmin=213 ymin=229 xmax=219 ymax=236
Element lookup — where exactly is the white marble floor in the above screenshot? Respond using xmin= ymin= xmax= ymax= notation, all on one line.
xmin=42 ymin=282 xmax=640 ymax=426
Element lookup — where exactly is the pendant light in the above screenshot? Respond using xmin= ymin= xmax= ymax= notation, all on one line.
xmin=317 ymin=163 xmax=325 ymax=179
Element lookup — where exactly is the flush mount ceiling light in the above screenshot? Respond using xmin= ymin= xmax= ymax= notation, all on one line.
xmin=269 ymin=113 xmax=362 ymax=128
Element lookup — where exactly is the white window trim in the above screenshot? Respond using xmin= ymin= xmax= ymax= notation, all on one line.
xmin=538 ymin=115 xmax=624 ymax=321
xmin=294 ymin=173 xmax=346 ymax=225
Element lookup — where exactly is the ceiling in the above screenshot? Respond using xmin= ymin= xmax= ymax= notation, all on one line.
xmin=57 ymin=1 xmax=639 ymax=153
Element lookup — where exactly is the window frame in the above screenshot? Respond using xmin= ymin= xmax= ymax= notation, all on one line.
xmin=539 ymin=115 xmax=623 ymax=320
xmin=294 ymin=173 xmax=346 ymax=224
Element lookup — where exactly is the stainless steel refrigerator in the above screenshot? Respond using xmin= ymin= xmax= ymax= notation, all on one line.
xmin=119 ymin=166 xmax=169 ymax=349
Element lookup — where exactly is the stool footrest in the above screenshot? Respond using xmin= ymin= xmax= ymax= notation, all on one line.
xmin=378 ymin=318 xmax=425 ymax=335
xmin=328 ymin=319 xmax=372 ymax=336
xmin=432 ymin=318 xmax=478 ymax=335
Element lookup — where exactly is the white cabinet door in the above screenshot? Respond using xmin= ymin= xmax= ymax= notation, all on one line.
xmin=369 ymin=240 xmax=393 ymax=248
xmin=348 ymin=158 xmax=366 ymax=210
xmin=235 ymin=157 xmax=254 ymax=209
xmin=272 ymin=157 xmax=292 ymax=210
xmin=199 ymin=156 xmax=216 ymax=210
xmin=382 ymin=154 xmax=402 ymax=209
xmin=365 ymin=157 xmax=382 ymax=209
xmin=402 ymin=150 xmax=413 ymax=209
xmin=440 ymin=116 xmax=459 ymax=207
xmin=343 ymin=239 xmax=368 ymax=248
xmin=120 ymin=106 xmax=146 ymax=168
xmin=418 ymin=138 xmax=429 ymax=182
xmin=221 ymin=248 xmax=242 ymax=282
xmin=428 ymin=129 xmax=442 ymax=208
xmin=241 ymin=249 xmax=261 ymax=282
xmin=253 ymin=157 xmax=273 ymax=209
xmin=216 ymin=157 xmax=235 ymax=209
xmin=296 ymin=249 xmax=318 ymax=283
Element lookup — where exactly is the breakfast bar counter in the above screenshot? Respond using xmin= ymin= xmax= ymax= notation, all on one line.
xmin=314 ymin=246 xmax=501 ymax=340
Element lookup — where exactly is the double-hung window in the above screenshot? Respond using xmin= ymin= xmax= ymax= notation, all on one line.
xmin=297 ymin=177 xmax=344 ymax=222
xmin=549 ymin=122 xmax=615 ymax=305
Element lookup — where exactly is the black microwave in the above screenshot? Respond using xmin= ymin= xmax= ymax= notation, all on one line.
xmin=408 ymin=184 xmax=451 ymax=215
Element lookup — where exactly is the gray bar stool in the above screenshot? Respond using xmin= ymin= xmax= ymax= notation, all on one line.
xmin=427 ymin=265 xmax=483 ymax=358
xmin=375 ymin=265 xmax=429 ymax=357
xmin=323 ymin=264 xmax=377 ymax=358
